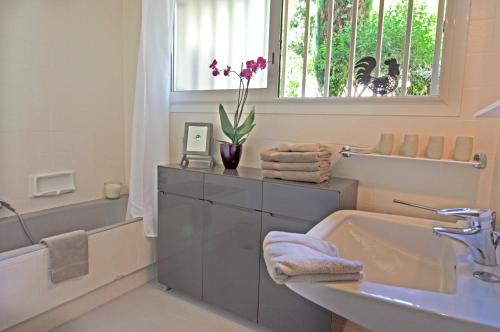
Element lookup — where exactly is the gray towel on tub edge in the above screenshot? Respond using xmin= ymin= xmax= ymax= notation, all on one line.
xmin=40 ymin=230 xmax=89 ymax=284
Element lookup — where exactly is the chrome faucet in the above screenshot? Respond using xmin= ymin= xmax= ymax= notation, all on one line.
xmin=394 ymin=199 xmax=499 ymax=266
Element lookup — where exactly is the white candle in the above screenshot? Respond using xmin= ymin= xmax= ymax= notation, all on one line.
xmin=104 ymin=183 xmax=122 ymax=199
xmin=399 ymin=134 xmax=419 ymax=157
xmin=425 ymin=136 xmax=444 ymax=159
xmin=453 ymin=136 xmax=473 ymax=162
xmin=376 ymin=133 xmax=394 ymax=155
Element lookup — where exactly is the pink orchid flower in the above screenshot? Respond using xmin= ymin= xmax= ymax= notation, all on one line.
xmin=209 ymin=56 xmax=266 ymax=80
xmin=241 ymin=68 xmax=253 ymax=80
xmin=209 ymin=59 xmax=218 ymax=69
xmin=246 ymin=60 xmax=258 ymax=73
xmin=257 ymin=57 xmax=267 ymax=69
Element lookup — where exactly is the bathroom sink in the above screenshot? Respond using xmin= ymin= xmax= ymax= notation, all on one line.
xmin=324 ymin=211 xmax=457 ymax=293
xmin=287 ymin=210 xmax=500 ymax=332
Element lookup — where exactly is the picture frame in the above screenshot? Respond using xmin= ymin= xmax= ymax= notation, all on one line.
xmin=181 ymin=122 xmax=215 ymax=168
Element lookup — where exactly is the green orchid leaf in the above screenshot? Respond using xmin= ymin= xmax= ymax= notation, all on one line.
xmin=233 ymin=132 xmax=240 ymax=145
xmin=218 ymin=104 xmax=235 ymax=142
xmin=235 ymin=106 xmax=256 ymax=143
xmin=237 ymin=106 xmax=255 ymax=130
xmin=236 ymin=123 xmax=256 ymax=139
xmin=238 ymin=137 xmax=247 ymax=145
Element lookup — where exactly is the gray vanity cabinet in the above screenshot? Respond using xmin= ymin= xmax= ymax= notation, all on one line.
xmin=158 ymin=165 xmax=358 ymax=332
xmin=157 ymin=192 xmax=204 ymax=299
xmin=203 ymin=203 xmax=261 ymax=321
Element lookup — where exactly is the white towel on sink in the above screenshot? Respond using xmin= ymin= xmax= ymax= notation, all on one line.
xmin=263 ymin=233 xmax=363 ymax=284
xmin=264 ymin=231 xmax=339 ymax=257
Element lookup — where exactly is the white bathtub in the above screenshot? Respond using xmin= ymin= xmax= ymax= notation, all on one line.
xmin=0 ymin=197 xmax=156 ymax=331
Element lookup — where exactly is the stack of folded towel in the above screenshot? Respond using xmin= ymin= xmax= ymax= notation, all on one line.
xmin=263 ymin=231 xmax=363 ymax=284
xmin=260 ymin=143 xmax=332 ymax=183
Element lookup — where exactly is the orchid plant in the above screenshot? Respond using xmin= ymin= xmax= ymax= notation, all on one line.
xmin=209 ymin=57 xmax=267 ymax=145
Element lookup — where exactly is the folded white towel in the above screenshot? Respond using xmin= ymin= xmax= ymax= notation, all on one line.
xmin=264 ymin=231 xmax=338 ymax=257
xmin=270 ymin=272 xmax=362 ymax=284
xmin=278 ymin=143 xmax=326 ymax=152
xmin=260 ymin=148 xmax=331 ymax=163
xmin=263 ymin=242 xmax=363 ymax=284
xmin=261 ymin=161 xmax=331 ymax=172
xmin=262 ymin=170 xmax=330 ymax=183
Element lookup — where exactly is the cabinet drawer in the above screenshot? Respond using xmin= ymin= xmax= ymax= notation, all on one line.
xmin=204 ymin=174 xmax=262 ymax=210
xmin=262 ymin=182 xmax=339 ymax=221
xmin=158 ymin=167 xmax=204 ymax=199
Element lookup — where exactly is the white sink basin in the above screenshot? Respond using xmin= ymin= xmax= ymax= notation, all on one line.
xmin=287 ymin=210 xmax=500 ymax=332
xmin=327 ymin=212 xmax=457 ymax=293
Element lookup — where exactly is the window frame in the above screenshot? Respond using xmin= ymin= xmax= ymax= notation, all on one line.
xmin=171 ymin=0 xmax=470 ymax=117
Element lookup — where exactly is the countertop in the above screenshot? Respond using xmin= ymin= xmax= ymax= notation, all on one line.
xmin=159 ymin=164 xmax=358 ymax=193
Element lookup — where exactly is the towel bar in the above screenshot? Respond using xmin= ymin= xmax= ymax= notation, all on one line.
xmin=339 ymin=146 xmax=487 ymax=169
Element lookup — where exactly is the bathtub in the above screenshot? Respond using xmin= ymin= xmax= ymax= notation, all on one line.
xmin=0 ymin=197 xmax=156 ymax=331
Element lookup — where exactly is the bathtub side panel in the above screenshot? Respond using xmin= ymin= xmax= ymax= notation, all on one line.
xmin=0 ymin=220 xmax=154 ymax=331
xmin=0 ymin=251 xmax=43 ymax=329
xmin=133 ymin=221 xmax=157 ymax=270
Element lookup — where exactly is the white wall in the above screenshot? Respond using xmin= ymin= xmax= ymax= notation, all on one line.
xmin=2 ymin=0 xmax=500 ymax=222
xmin=492 ymin=121 xmax=500 ymax=213
xmin=170 ymin=0 xmax=500 ymax=221
xmin=0 ymin=0 xmax=140 ymax=214
xmin=123 ymin=0 xmax=142 ymax=187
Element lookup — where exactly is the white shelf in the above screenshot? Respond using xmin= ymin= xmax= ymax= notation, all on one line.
xmin=474 ymin=99 xmax=500 ymax=118
xmin=339 ymin=147 xmax=487 ymax=169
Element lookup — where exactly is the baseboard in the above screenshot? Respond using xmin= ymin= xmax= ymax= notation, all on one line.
xmin=4 ymin=264 xmax=157 ymax=332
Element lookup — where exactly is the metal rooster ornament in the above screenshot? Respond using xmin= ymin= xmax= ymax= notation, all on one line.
xmin=355 ymin=56 xmax=400 ymax=96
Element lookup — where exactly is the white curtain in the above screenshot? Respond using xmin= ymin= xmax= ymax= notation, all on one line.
xmin=127 ymin=0 xmax=173 ymax=237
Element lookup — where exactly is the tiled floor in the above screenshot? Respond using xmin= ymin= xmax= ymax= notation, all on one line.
xmin=51 ymin=283 xmax=271 ymax=332
xmin=51 ymin=282 xmax=368 ymax=332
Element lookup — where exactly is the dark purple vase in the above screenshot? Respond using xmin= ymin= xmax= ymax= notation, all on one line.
xmin=220 ymin=143 xmax=242 ymax=169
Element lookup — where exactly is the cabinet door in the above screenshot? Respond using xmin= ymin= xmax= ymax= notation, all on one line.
xmin=203 ymin=203 xmax=261 ymax=322
xmin=258 ymin=213 xmax=332 ymax=332
xmin=158 ymin=192 xmax=204 ymax=299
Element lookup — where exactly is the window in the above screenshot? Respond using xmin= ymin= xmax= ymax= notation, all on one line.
xmin=171 ymin=0 xmax=469 ymax=117
xmin=280 ymin=0 xmax=447 ymax=98
xmin=174 ymin=0 xmax=271 ymax=91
